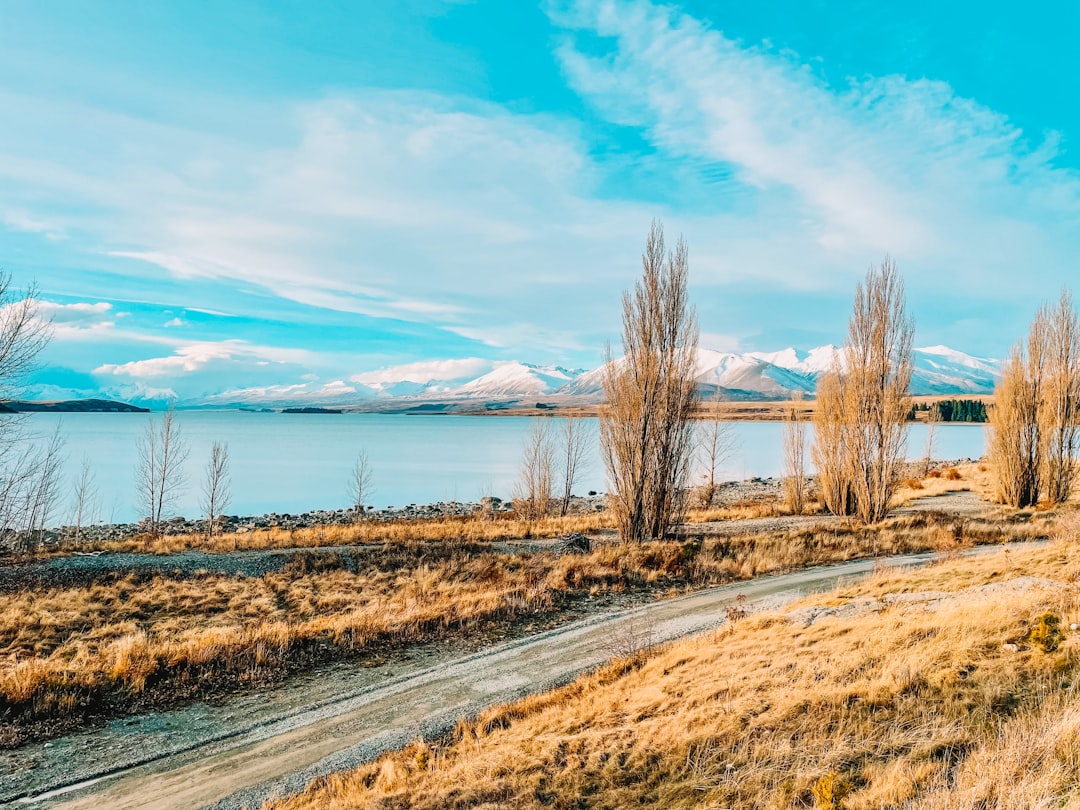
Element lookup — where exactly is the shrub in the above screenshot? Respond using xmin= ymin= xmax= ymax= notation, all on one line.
xmin=1029 ymin=612 xmax=1062 ymax=652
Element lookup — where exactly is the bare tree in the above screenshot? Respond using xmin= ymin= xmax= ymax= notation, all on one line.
xmin=0 ymin=275 xmax=51 ymax=403
xmin=989 ymin=345 xmax=1043 ymax=507
xmin=21 ymin=424 xmax=65 ymax=550
xmin=812 ymin=371 xmax=856 ymax=516
xmin=201 ymin=442 xmax=231 ymax=541
xmin=135 ymin=406 xmax=189 ymax=538
xmin=695 ymin=391 xmax=737 ymax=508
xmin=69 ymin=456 xmax=100 ymax=543
xmin=1039 ymin=290 xmax=1080 ymax=504
xmin=782 ymin=393 xmax=807 ymax=515
xmin=557 ymin=415 xmax=589 ymax=516
xmin=990 ymin=290 xmax=1080 ymax=507
xmin=601 ymin=221 xmax=699 ymax=543
xmin=347 ymin=450 xmax=374 ymax=523
xmin=922 ymin=402 xmax=940 ymax=477
xmin=514 ymin=419 xmax=554 ymax=521
xmin=813 ymin=258 xmax=913 ymax=523
xmin=0 ymin=274 xmax=52 ymax=550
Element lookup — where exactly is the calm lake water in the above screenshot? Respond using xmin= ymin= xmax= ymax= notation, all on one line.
xmin=22 ymin=412 xmax=988 ymax=524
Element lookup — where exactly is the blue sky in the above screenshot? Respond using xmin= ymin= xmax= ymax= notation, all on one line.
xmin=2 ymin=0 xmax=1080 ymax=403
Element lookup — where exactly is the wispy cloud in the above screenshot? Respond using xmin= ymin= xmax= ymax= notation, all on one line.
xmin=352 ymin=357 xmax=494 ymax=385
xmin=552 ymin=0 xmax=1080 ymax=304
xmin=94 ymin=340 xmax=318 ymax=379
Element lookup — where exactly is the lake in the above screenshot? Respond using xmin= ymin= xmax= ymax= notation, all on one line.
xmin=20 ymin=412 xmax=988 ymax=525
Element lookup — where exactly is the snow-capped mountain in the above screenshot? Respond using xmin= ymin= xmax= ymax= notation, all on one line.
xmin=452 ymin=363 xmax=582 ymax=399
xmin=536 ymin=345 xmax=997 ymax=403
xmin=26 ymin=346 xmax=1000 ymax=409
xmin=909 ymin=345 xmax=1000 ymax=395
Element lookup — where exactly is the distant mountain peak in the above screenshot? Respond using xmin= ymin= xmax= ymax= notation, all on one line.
xmin=23 ymin=344 xmax=1001 ymax=409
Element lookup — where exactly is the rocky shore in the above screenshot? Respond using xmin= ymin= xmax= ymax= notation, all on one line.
xmin=40 ymin=459 xmax=974 ymax=546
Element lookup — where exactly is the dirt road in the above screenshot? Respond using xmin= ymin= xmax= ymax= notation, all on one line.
xmin=5 ymin=535 xmax=1025 ymax=810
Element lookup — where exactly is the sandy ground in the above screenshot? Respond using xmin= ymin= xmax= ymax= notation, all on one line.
xmin=0 ymin=490 xmax=1002 ymax=809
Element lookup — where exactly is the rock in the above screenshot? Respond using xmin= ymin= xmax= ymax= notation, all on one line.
xmin=1002 ymin=643 xmax=1020 ymax=653
xmin=556 ymin=533 xmax=591 ymax=555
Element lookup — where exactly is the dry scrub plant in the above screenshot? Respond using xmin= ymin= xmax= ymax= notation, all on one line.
xmin=813 ymin=258 xmax=912 ymax=523
xmin=990 ymin=289 xmax=1080 ymax=507
xmin=601 ymin=222 xmax=698 ymax=543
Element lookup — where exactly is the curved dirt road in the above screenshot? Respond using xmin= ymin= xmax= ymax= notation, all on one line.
xmin=6 ymin=537 xmax=1026 ymax=810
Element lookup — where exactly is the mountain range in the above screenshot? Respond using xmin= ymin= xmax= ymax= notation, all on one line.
xmin=24 ymin=345 xmax=1000 ymax=410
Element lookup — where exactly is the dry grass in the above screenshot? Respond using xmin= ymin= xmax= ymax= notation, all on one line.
xmin=53 ymin=512 xmax=616 ymax=557
xmin=1 ymin=506 xmax=1045 ymax=740
xmin=267 ymin=540 xmax=1080 ymax=810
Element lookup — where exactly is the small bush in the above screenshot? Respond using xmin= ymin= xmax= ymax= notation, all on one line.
xmin=945 ymin=467 xmax=962 ymax=480
xmin=1029 ymin=612 xmax=1062 ymax=653
xmin=811 ymin=772 xmax=851 ymax=810
xmin=903 ymin=478 xmax=924 ymax=490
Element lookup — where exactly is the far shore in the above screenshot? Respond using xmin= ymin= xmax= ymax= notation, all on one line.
xmin=458 ymin=393 xmax=994 ymax=422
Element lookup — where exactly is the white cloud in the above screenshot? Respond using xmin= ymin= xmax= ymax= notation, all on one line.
xmin=94 ymin=340 xmax=318 ymax=378
xmin=351 ymin=357 xmax=493 ymax=385
xmin=1 ymin=209 xmax=65 ymax=240
xmin=163 ymin=317 xmax=188 ymax=328
xmin=4 ymin=2 xmax=1080 ymax=367
xmin=35 ymin=300 xmax=114 ymax=326
xmin=553 ymin=0 xmax=1080 ymax=297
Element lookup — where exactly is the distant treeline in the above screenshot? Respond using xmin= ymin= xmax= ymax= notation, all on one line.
xmin=909 ymin=399 xmax=987 ymax=423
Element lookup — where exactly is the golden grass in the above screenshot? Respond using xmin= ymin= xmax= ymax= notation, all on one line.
xmin=55 ymin=512 xmax=615 ymax=556
xmin=267 ymin=539 xmax=1080 ymax=810
xmin=3 ymin=507 xmax=1047 ymax=739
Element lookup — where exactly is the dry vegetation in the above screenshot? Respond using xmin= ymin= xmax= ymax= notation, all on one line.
xmin=268 ymin=538 xmax=1080 ymax=810
xmin=0 ymin=486 xmax=1046 ymax=745
xmin=46 ymin=511 xmax=617 ymax=557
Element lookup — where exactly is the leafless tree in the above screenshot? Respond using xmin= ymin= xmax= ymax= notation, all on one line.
xmin=989 ymin=345 xmax=1043 ymax=508
xmin=813 ymin=258 xmax=913 ymax=523
xmin=601 ymin=221 xmax=699 ymax=543
xmin=696 ymin=391 xmax=737 ymax=508
xmin=1038 ymin=290 xmax=1080 ymax=504
xmin=514 ymin=419 xmax=554 ymax=521
xmin=922 ymin=402 xmax=940 ymax=477
xmin=0 ymin=275 xmax=51 ymax=404
xmin=201 ymin=441 xmax=231 ymax=541
xmin=69 ymin=456 xmax=100 ymax=543
xmin=0 ymin=274 xmax=52 ymax=549
xmin=135 ymin=406 xmax=189 ymax=538
xmin=782 ymin=393 xmax=808 ymax=515
xmin=557 ymin=415 xmax=589 ymax=516
xmin=347 ymin=450 xmax=374 ymax=523
xmin=812 ymin=371 xmax=856 ymax=517
xmin=990 ymin=289 xmax=1080 ymax=507
xmin=20 ymin=424 xmax=65 ymax=550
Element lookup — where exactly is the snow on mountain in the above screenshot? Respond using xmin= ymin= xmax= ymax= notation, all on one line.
xmin=201 ymin=381 xmax=370 ymax=409
xmin=452 ymin=362 xmax=581 ymax=399
xmin=694 ymin=348 xmax=816 ymax=397
xmin=28 ymin=345 xmax=998 ymax=409
xmin=554 ymin=345 xmax=997 ymax=402
xmin=748 ymin=345 xmax=844 ymax=375
xmin=910 ymin=345 xmax=999 ymax=395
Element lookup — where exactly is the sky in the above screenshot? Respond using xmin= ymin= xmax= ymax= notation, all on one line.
xmin=2 ymin=0 xmax=1080 ymax=404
